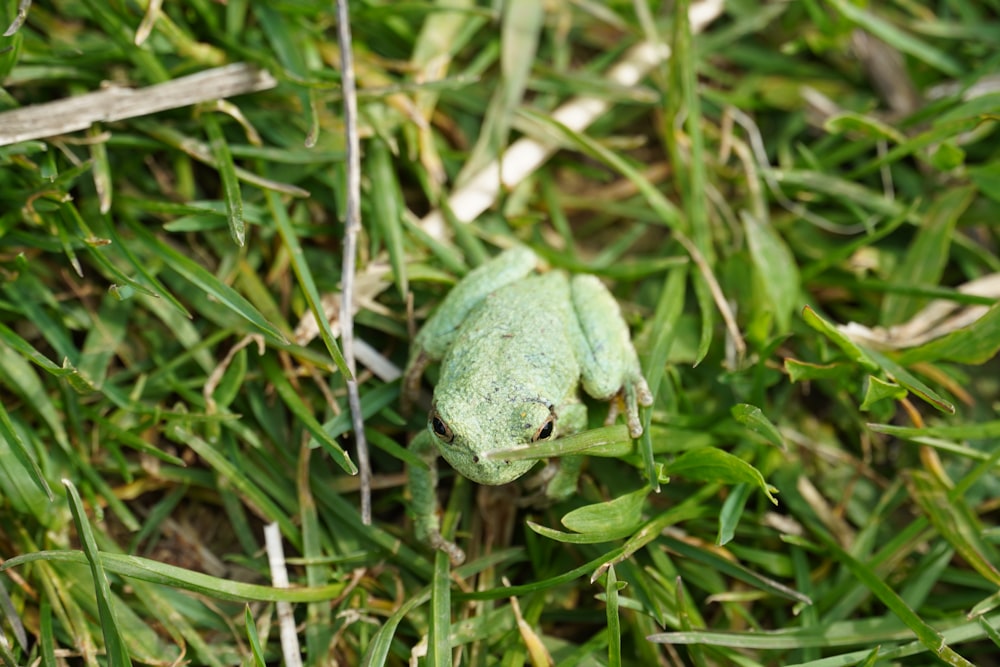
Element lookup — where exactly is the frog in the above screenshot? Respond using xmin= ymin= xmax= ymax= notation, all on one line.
xmin=403 ymin=246 xmax=653 ymax=564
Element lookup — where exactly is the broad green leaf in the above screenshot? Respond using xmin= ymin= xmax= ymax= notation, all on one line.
xmin=800 ymin=307 xmax=879 ymax=371
xmin=528 ymin=522 xmax=631 ymax=545
xmin=860 ymin=376 xmax=907 ymax=411
xmin=560 ymin=487 xmax=648 ymax=538
xmin=533 ymin=501 xmax=705 ymax=548
xmin=928 ymin=141 xmax=965 ymax=171
xmin=730 ymin=403 xmax=785 ymax=449
xmin=667 ymin=448 xmax=778 ymax=504
xmin=784 ymin=358 xmax=852 ymax=382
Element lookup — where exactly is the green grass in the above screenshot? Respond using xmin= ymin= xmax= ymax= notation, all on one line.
xmin=2 ymin=1 xmax=1000 ymax=665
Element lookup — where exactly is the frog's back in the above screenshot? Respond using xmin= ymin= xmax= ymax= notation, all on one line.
xmin=437 ymin=271 xmax=579 ymax=404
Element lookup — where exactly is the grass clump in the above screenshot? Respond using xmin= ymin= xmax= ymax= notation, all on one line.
xmin=1 ymin=1 xmax=999 ymax=665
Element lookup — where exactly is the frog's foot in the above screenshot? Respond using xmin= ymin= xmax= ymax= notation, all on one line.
xmin=427 ymin=530 xmax=466 ymax=566
xmin=605 ymin=376 xmax=654 ymax=438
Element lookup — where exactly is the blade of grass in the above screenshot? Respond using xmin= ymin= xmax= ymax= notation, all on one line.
xmin=2 ymin=550 xmax=347 ymax=604
xmin=907 ymin=471 xmax=1000 ymax=586
xmin=427 ymin=550 xmax=451 ymax=667
xmin=368 ymin=139 xmax=408 ymax=297
xmin=880 ymin=186 xmax=975 ymax=326
xmin=125 ymin=219 xmax=289 ymax=345
xmin=827 ymin=0 xmax=962 ymax=77
xmin=62 ymin=479 xmax=133 ymax=667
xmin=259 ymin=354 xmax=356 ymax=474
xmin=262 ymin=187 xmax=350 ymax=377
xmin=606 ymin=564 xmax=622 ymax=667
xmin=201 ymin=109 xmax=246 ymax=246
xmin=811 ymin=527 xmax=976 ymax=667
xmin=0 ymin=401 xmax=52 ymax=501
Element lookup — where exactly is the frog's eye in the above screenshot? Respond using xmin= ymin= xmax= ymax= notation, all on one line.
xmin=532 ymin=415 xmax=555 ymax=442
xmin=430 ymin=411 xmax=454 ymax=443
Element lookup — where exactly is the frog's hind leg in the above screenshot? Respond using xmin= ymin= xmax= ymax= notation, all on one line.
xmin=569 ymin=274 xmax=653 ymax=438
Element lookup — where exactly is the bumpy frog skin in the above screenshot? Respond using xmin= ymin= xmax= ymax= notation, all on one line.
xmin=403 ymin=246 xmax=653 ymax=563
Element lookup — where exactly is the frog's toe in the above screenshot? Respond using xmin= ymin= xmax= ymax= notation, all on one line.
xmin=634 ymin=375 xmax=654 ymax=407
xmin=428 ymin=531 xmax=466 ymax=566
xmin=604 ymin=393 xmax=623 ymax=428
xmin=603 ymin=389 xmax=644 ymax=438
xmin=623 ymin=377 xmax=652 ymax=438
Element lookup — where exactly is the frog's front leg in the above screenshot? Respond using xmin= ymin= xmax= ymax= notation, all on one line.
xmin=408 ymin=431 xmax=466 ymax=565
xmin=402 ymin=246 xmax=539 ymax=411
xmin=569 ymin=274 xmax=653 ymax=437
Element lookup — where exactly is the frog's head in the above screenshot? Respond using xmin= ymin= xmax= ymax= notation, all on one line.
xmin=427 ymin=397 xmax=557 ymax=486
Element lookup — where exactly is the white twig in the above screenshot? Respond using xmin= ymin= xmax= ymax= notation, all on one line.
xmin=0 ymin=63 xmax=277 ymax=146
xmin=335 ymin=0 xmax=373 ymax=525
xmin=264 ymin=522 xmax=302 ymax=667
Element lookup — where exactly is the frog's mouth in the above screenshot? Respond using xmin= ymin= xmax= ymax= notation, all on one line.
xmin=438 ymin=444 xmax=536 ymax=486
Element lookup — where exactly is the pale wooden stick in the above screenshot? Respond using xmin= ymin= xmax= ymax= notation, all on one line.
xmin=0 ymin=62 xmax=277 ymax=146
xmin=264 ymin=522 xmax=302 ymax=667
xmin=334 ymin=0 xmax=373 ymax=526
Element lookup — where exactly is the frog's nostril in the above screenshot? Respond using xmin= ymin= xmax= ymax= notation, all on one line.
xmin=472 ymin=456 xmax=480 ymax=463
